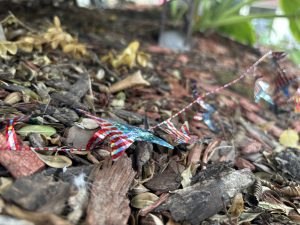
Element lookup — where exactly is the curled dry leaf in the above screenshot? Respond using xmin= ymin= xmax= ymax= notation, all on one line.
xmin=17 ymin=35 xmax=44 ymax=52
xmin=228 ymin=193 xmax=244 ymax=218
xmin=181 ymin=165 xmax=193 ymax=188
xmin=130 ymin=192 xmax=159 ymax=209
xmin=4 ymin=92 xmax=22 ymax=105
xmin=131 ymin=184 xmax=150 ymax=195
xmin=109 ymin=70 xmax=150 ymax=93
xmin=279 ymin=129 xmax=300 ymax=149
xmin=33 ymin=151 xmax=72 ymax=168
xmin=111 ymin=41 xmax=139 ymax=68
xmin=280 ymin=185 xmax=300 ymax=197
xmin=136 ymin=52 xmax=150 ymax=67
xmin=148 ymin=214 xmax=164 ymax=225
xmin=102 ymin=41 xmax=151 ymax=69
xmin=0 ymin=41 xmax=17 ymax=58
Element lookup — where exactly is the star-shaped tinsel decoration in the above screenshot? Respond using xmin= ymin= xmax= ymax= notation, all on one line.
xmin=77 ymin=109 xmax=173 ymax=160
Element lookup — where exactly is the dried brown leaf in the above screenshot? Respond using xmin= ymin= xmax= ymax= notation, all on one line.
xmin=228 ymin=193 xmax=244 ymax=217
xmin=131 ymin=192 xmax=159 ymax=209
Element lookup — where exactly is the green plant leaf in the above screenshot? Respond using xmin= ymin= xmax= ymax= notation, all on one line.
xmin=214 ymin=0 xmax=236 ymax=17
xmin=280 ymin=0 xmax=300 ymax=43
xmin=219 ymin=0 xmax=259 ymax=19
xmin=289 ymin=48 xmax=300 ymax=64
xmin=17 ymin=125 xmax=56 ymax=137
xmin=207 ymin=13 xmax=287 ymax=28
xmin=219 ymin=21 xmax=256 ymax=45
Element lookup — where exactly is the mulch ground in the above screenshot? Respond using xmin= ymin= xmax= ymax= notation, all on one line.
xmin=0 ymin=2 xmax=300 ymax=225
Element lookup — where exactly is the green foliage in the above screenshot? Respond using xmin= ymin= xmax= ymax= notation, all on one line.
xmin=288 ymin=48 xmax=300 ymax=65
xmin=196 ymin=0 xmax=281 ymax=45
xmin=218 ymin=21 xmax=256 ymax=45
xmin=168 ymin=0 xmax=300 ymax=46
xmin=279 ymin=0 xmax=300 ymax=43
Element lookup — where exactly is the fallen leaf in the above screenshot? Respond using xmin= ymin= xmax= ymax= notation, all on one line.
xmin=259 ymin=201 xmax=293 ymax=215
xmin=4 ymin=92 xmax=22 ymax=105
xmin=136 ymin=52 xmax=150 ymax=67
xmin=0 ymin=41 xmax=18 ymax=58
xmin=17 ymin=125 xmax=56 ymax=137
xmin=33 ymin=151 xmax=72 ymax=168
xmin=279 ymin=129 xmax=300 ymax=149
xmin=181 ymin=165 xmax=193 ymax=188
xmin=228 ymin=193 xmax=244 ymax=217
xmin=102 ymin=41 xmax=146 ymax=69
xmin=130 ymin=192 xmax=158 ymax=209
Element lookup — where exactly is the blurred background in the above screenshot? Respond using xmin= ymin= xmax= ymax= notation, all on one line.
xmin=74 ymin=0 xmax=300 ymax=64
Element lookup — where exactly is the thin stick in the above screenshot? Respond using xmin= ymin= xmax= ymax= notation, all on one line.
xmin=159 ymin=0 xmax=168 ymax=39
xmin=184 ymin=0 xmax=195 ymax=47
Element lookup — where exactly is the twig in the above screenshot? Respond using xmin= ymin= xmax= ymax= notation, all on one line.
xmin=159 ymin=0 xmax=168 ymax=39
xmin=139 ymin=193 xmax=169 ymax=217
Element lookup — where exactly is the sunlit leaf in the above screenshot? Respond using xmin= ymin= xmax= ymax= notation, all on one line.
xmin=279 ymin=129 xmax=300 ymax=149
xmin=17 ymin=35 xmax=44 ymax=52
xmin=149 ymin=214 xmax=164 ymax=225
xmin=181 ymin=165 xmax=193 ymax=188
xmin=5 ymin=42 xmax=17 ymax=54
xmin=18 ymin=42 xmax=33 ymax=52
xmin=42 ymin=16 xmax=87 ymax=58
xmin=0 ymin=41 xmax=18 ymax=58
xmin=280 ymin=0 xmax=300 ymax=43
xmin=110 ymin=41 xmax=140 ymax=68
xmin=137 ymin=52 xmax=150 ymax=67
xmin=17 ymin=125 xmax=57 ymax=137
xmin=62 ymin=43 xmax=75 ymax=53
xmin=53 ymin=16 xmax=61 ymax=29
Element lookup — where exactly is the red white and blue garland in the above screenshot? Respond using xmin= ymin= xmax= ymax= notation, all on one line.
xmin=1 ymin=51 xmax=298 ymax=160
